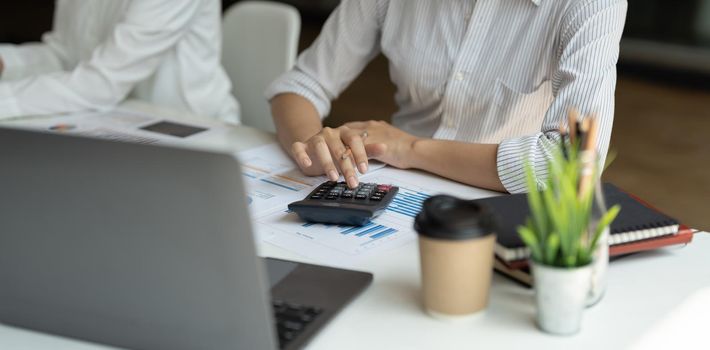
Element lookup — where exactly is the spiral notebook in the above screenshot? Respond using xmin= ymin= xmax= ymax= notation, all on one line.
xmin=475 ymin=183 xmax=692 ymax=268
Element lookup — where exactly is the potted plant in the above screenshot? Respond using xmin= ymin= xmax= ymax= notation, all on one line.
xmin=517 ymin=119 xmax=620 ymax=335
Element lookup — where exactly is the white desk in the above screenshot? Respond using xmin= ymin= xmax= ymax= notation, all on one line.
xmin=2 ymin=103 xmax=709 ymax=350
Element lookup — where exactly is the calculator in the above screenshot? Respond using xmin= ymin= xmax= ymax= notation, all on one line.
xmin=288 ymin=181 xmax=399 ymax=226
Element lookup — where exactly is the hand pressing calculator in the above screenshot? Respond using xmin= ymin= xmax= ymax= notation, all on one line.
xmin=288 ymin=181 xmax=399 ymax=226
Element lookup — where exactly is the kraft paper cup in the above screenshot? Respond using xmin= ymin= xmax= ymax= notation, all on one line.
xmin=414 ymin=195 xmax=496 ymax=320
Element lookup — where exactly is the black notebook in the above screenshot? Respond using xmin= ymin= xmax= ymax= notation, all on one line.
xmin=475 ymin=183 xmax=680 ymax=263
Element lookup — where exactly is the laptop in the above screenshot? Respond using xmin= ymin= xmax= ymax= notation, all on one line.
xmin=0 ymin=126 xmax=372 ymax=350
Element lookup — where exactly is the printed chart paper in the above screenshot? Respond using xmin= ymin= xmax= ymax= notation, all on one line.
xmin=239 ymin=143 xmax=501 ymax=266
xmin=238 ymin=143 xmax=387 ymax=216
xmin=254 ymin=171 xmax=436 ymax=265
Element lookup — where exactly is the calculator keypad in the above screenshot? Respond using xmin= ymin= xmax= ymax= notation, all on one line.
xmin=310 ymin=182 xmax=391 ymax=201
xmin=291 ymin=180 xmax=399 ymax=226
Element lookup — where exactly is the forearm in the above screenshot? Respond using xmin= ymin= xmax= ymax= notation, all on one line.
xmin=409 ymin=139 xmax=506 ymax=192
xmin=271 ymin=93 xmax=324 ymax=152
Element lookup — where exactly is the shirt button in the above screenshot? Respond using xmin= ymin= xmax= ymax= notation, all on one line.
xmin=455 ymin=72 xmax=464 ymax=81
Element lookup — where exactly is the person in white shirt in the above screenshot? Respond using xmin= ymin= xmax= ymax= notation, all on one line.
xmin=0 ymin=0 xmax=239 ymax=123
xmin=267 ymin=0 xmax=628 ymax=193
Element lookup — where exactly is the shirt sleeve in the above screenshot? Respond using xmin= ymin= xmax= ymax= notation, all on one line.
xmin=264 ymin=0 xmax=387 ymax=118
xmin=0 ymin=39 xmax=66 ymax=82
xmin=0 ymin=0 xmax=201 ymax=120
xmin=496 ymin=0 xmax=628 ymax=193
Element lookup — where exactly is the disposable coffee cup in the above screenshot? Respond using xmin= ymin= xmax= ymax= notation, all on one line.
xmin=414 ymin=195 xmax=496 ymax=320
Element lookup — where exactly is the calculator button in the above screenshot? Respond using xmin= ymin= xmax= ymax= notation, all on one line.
xmin=355 ymin=194 xmax=368 ymax=200
xmin=374 ymin=191 xmax=387 ymax=196
xmin=370 ymin=196 xmax=382 ymax=201
xmin=377 ymin=185 xmax=392 ymax=191
xmin=310 ymin=195 xmax=323 ymax=200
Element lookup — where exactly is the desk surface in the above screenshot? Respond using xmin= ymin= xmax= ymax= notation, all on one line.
xmin=2 ymin=103 xmax=709 ymax=350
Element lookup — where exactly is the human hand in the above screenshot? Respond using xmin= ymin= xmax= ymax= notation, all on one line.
xmin=344 ymin=120 xmax=419 ymax=169
xmin=290 ymin=125 xmax=386 ymax=188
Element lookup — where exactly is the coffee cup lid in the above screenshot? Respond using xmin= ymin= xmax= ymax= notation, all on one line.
xmin=414 ymin=195 xmax=495 ymax=240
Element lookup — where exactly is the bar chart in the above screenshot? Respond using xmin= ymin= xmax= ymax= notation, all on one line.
xmin=302 ymin=222 xmax=399 ymax=241
xmin=243 ymin=144 xmax=498 ymax=265
xmin=386 ymin=187 xmax=429 ymax=218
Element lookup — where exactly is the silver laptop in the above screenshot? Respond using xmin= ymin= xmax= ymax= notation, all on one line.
xmin=0 ymin=126 xmax=372 ymax=350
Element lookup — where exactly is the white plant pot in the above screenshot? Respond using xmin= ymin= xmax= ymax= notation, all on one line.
xmin=587 ymin=227 xmax=609 ymax=307
xmin=531 ymin=262 xmax=593 ymax=335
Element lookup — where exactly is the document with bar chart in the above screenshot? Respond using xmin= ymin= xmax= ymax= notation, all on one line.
xmin=252 ymin=165 xmax=499 ymax=265
xmin=238 ymin=143 xmax=385 ymax=215
xmin=254 ymin=180 xmax=427 ymax=261
xmin=238 ymin=144 xmax=329 ymax=214
xmin=238 ymin=143 xmax=499 ymax=265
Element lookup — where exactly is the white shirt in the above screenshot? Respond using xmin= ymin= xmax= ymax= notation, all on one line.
xmin=266 ymin=0 xmax=628 ymax=193
xmin=0 ymin=0 xmax=239 ymax=123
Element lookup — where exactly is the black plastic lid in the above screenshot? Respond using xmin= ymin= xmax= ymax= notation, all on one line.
xmin=414 ymin=195 xmax=496 ymax=240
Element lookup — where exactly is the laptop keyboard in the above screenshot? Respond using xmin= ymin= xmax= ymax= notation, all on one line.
xmin=272 ymin=300 xmax=323 ymax=348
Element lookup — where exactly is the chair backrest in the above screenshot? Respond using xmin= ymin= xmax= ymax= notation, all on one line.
xmin=222 ymin=1 xmax=301 ymax=132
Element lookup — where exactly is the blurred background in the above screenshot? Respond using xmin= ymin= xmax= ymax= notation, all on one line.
xmin=1 ymin=1 xmax=708 ymax=230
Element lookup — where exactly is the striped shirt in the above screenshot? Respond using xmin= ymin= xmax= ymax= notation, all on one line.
xmin=266 ymin=0 xmax=628 ymax=193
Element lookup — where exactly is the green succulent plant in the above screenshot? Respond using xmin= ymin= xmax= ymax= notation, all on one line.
xmin=517 ymin=142 xmax=621 ymax=268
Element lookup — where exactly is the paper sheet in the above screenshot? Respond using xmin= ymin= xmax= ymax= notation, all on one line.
xmin=237 ymin=143 xmax=329 ymax=215
xmin=1 ymin=109 xmax=228 ymax=147
xmin=238 ymin=143 xmax=387 ymax=215
xmin=240 ymin=144 xmax=501 ymax=267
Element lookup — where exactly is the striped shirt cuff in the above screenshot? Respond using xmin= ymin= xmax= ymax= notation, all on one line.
xmin=0 ymin=83 xmax=22 ymax=120
xmin=265 ymin=70 xmax=332 ymax=119
xmin=496 ymin=134 xmax=557 ymax=194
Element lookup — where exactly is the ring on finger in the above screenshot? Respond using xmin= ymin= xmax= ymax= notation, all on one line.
xmin=360 ymin=130 xmax=368 ymax=140
xmin=341 ymin=146 xmax=352 ymax=160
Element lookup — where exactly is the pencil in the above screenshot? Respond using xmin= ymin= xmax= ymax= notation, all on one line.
xmin=559 ymin=121 xmax=569 ymax=160
xmin=568 ymin=108 xmax=580 ymax=144
xmin=578 ymin=116 xmax=598 ymax=198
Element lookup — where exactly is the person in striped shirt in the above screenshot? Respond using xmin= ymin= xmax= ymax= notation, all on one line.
xmin=267 ymin=0 xmax=627 ymax=193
